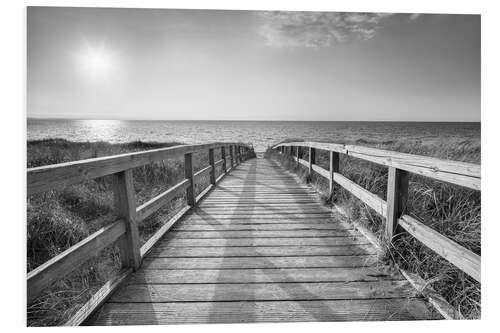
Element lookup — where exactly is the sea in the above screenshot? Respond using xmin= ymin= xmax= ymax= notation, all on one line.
xmin=27 ymin=119 xmax=480 ymax=153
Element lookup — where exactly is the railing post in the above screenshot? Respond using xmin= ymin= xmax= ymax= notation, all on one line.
xmin=184 ymin=153 xmax=195 ymax=206
xmin=221 ymin=146 xmax=227 ymax=173
xmin=113 ymin=169 xmax=141 ymax=270
xmin=329 ymin=151 xmax=340 ymax=195
xmin=296 ymin=146 xmax=301 ymax=166
xmin=386 ymin=167 xmax=409 ymax=240
xmin=309 ymin=147 xmax=316 ymax=176
xmin=208 ymin=148 xmax=216 ymax=185
xmin=229 ymin=145 xmax=234 ymax=168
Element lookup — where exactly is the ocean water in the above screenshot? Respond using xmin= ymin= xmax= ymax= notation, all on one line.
xmin=27 ymin=119 xmax=480 ymax=153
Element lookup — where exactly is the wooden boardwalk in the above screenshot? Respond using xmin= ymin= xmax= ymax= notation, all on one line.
xmin=88 ymin=158 xmax=439 ymax=325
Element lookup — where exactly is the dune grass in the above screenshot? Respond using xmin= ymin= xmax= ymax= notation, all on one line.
xmin=265 ymin=138 xmax=480 ymax=319
xmin=27 ymin=139 xmax=236 ymax=326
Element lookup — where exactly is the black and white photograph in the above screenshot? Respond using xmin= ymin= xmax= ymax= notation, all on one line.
xmin=3 ymin=0 xmax=495 ymax=329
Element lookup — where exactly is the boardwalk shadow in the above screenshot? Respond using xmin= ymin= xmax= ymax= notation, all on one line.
xmin=205 ymin=158 xmax=378 ymax=323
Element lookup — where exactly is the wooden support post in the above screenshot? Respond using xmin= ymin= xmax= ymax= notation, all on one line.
xmin=208 ymin=148 xmax=216 ymax=185
xmin=184 ymin=153 xmax=195 ymax=206
xmin=386 ymin=167 xmax=409 ymax=239
xmin=309 ymin=147 xmax=316 ymax=176
xmin=229 ymin=145 xmax=234 ymax=168
xmin=329 ymin=151 xmax=340 ymax=195
xmin=221 ymin=146 xmax=227 ymax=173
xmin=296 ymin=146 xmax=301 ymax=166
xmin=237 ymin=146 xmax=241 ymax=164
xmin=113 ymin=170 xmax=141 ymax=270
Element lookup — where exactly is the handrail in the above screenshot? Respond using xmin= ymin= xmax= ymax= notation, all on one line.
xmin=272 ymin=141 xmax=480 ymax=282
xmin=27 ymin=141 xmax=254 ymax=323
xmin=28 ymin=142 xmax=250 ymax=196
xmin=274 ymin=141 xmax=480 ymax=190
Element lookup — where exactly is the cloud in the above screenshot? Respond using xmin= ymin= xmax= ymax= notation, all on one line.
xmin=258 ymin=11 xmax=396 ymax=48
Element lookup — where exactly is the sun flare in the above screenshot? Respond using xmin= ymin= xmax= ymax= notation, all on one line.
xmin=75 ymin=41 xmax=117 ymax=81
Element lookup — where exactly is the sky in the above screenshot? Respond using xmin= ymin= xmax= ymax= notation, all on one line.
xmin=27 ymin=7 xmax=480 ymax=121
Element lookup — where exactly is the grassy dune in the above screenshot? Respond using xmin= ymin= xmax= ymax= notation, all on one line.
xmin=27 ymin=139 xmax=232 ymax=326
xmin=265 ymin=138 xmax=480 ymax=319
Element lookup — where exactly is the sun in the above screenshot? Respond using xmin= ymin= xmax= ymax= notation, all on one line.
xmin=75 ymin=41 xmax=117 ymax=81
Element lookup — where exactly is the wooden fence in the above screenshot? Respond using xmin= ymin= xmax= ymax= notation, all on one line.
xmin=27 ymin=142 xmax=253 ymax=324
xmin=273 ymin=142 xmax=481 ymax=282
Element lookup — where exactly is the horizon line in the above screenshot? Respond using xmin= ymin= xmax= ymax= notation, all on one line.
xmin=27 ymin=116 xmax=481 ymax=123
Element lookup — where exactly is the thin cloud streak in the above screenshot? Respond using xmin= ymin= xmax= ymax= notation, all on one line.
xmin=258 ymin=12 xmax=418 ymax=48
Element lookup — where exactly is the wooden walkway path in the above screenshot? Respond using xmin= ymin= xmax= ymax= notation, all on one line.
xmin=88 ymin=158 xmax=439 ymax=325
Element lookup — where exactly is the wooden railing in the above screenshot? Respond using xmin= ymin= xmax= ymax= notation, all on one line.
xmin=27 ymin=142 xmax=253 ymax=325
xmin=273 ymin=141 xmax=481 ymax=282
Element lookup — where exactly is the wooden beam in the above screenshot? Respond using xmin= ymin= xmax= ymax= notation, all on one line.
xmin=28 ymin=142 xmax=251 ymax=195
xmin=140 ymin=206 xmax=192 ymax=258
xmin=386 ymin=167 xmax=409 ymax=239
xmin=399 ymin=269 xmax=463 ymax=320
xmin=273 ymin=142 xmax=480 ymax=190
xmin=136 ymin=179 xmax=190 ymax=221
xmin=113 ymin=170 xmax=142 ymax=270
xmin=194 ymin=165 xmax=212 ymax=179
xmin=296 ymin=146 xmax=300 ymax=167
xmin=309 ymin=147 xmax=315 ymax=176
xmin=27 ymin=220 xmax=126 ymax=303
xmin=229 ymin=145 xmax=234 ymax=168
xmin=221 ymin=146 xmax=227 ymax=173
xmin=398 ymin=215 xmax=481 ymax=282
xmin=333 ymin=172 xmax=387 ymax=217
xmin=329 ymin=151 xmax=340 ymax=196
xmin=209 ymin=148 xmax=216 ymax=185
xmin=65 ymin=268 xmax=132 ymax=326
xmin=184 ymin=153 xmax=195 ymax=206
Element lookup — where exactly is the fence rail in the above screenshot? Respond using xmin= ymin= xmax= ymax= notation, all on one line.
xmin=273 ymin=141 xmax=480 ymax=282
xmin=27 ymin=142 xmax=253 ymax=320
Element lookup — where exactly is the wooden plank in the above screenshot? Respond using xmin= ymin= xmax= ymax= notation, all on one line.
xmin=162 ymin=237 xmax=370 ymax=247
xmin=195 ymin=184 xmax=213 ymax=203
xmin=109 ymin=280 xmax=417 ymax=302
xmin=191 ymin=207 xmax=331 ymax=214
xmin=309 ymin=147 xmax=315 ymax=175
xmin=229 ymin=145 xmax=234 ymax=168
xmin=178 ymin=218 xmax=341 ymax=225
xmin=148 ymin=245 xmax=377 ymax=257
xmin=193 ymin=165 xmax=212 ymax=179
xmin=173 ymin=223 xmax=350 ymax=231
xmin=400 ymin=269 xmax=462 ymax=320
xmin=329 ymin=151 xmax=340 ymax=195
xmin=167 ymin=230 xmax=354 ymax=238
xmin=398 ymin=215 xmax=480 ymax=281
xmin=346 ymin=145 xmax=480 ymax=190
xmin=312 ymin=164 xmax=330 ymax=179
xmin=275 ymin=142 xmax=480 ymax=190
xmin=28 ymin=142 xmax=250 ymax=195
xmin=89 ymin=298 xmax=438 ymax=325
xmin=113 ymin=170 xmax=142 ymax=270
xmin=386 ymin=167 xmax=409 ymax=239
xmin=128 ymin=267 xmax=398 ymax=284
xmin=139 ymin=206 xmax=192 ymax=258
xmin=221 ymin=146 xmax=227 ymax=173
xmin=65 ymin=268 xmax=132 ymax=326
xmin=136 ymin=179 xmax=189 ymax=221
xmin=183 ymin=213 xmax=335 ymax=219
xmin=276 ymin=141 xmax=348 ymax=154
xmin=141 ymin=255 xmax=379 ymax=269
xmin=208 ymin=148 xmax=216 ymax=184
xmin=184 ymin=153 xmax=195 ymax=206
xmin=27 ymin=220 xmax=126 ymax=303
xmin=333 ymin=172 xmax=387 ymax=217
